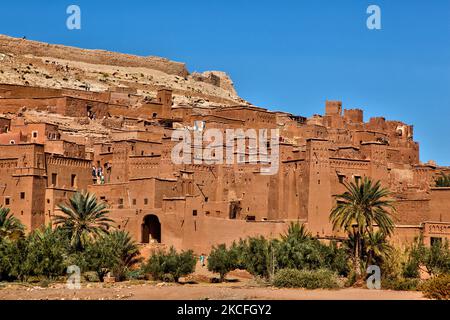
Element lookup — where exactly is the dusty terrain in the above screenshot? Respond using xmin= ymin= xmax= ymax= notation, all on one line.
xmin=0 ymin=281 xmax=425 ymax=300
xmin=0 ymin=264 xmax=426 ymax=300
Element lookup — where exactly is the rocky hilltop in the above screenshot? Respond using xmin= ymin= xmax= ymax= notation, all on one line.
xmin=0 ymin=34 xmax=245 ymax=107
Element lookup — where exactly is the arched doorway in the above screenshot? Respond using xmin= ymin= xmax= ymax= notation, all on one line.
xmin=141 ymin=214 xmax=161 ymax=243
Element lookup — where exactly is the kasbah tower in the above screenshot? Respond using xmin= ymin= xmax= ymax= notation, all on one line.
xmin=0 ymin=34 xmax=448 ymax=254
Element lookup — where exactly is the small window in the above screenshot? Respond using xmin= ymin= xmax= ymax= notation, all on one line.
xmin=71 ymin=174 xmax=77 ymax=187
xmin=51 ymin=173 xmax=57 ymax=186
xmin=119 ymin=198 xmax=124 ymax=205
xmin=32 ymin=131 xmax=38 ymax=138
xmin=338 ymin=175 xmax=345 ymax=184
xmin=5 ymin=197 xmax=10 ymax=205
xmin=431 ymin=237 xmax=442 ymax=246
xmin=100 ymin=196 xmax=106 ymax=200
xmin=193 ymin=210 xmax=198 ymax=216
xmin=20 ymin=192 xmax=25 ymax=199
xmin=132 ymin=199 xmax=137 ymax=205
xmin=246 ymin=215 xmax=256 ymax=221
xmin=144 ymin=198 xmax=148 ymax=205
xmin=9 ymin=140 xmax=15 ymax=144
xmin=204 ymin=197 xmax=209 ymax=203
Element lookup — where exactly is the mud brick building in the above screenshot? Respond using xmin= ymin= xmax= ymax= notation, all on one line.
xmin=0 ymin=83 xmax=449 ymax=253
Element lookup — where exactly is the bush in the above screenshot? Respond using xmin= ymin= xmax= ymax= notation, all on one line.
xmin=207 ymin=244 xmax=238 ymax=281
xmin=22 ymin=226 xmax=69 ymax=279
xmin=382 ymin=277 xmax=420 ymax=291
xmin=275 ymin=223 xmax=350 ymax=276
xmin=0 ymin=226 xmax=69 ymax=281
xmin=126 ymin=269 xmax=145 ymax=281
xmin=143 ymin=247 xmax=196 ymax=282
xmin=403 ymin=237 xmax=450 ymax=278
xmin=240 ymin=236 xmax=273 ymax=279
xmin=273 ymin=268 xmax=341 ymax=289
xmin=419 ymin=274 xmax=450 ymax=300
xmin=228 ymin=226 xmax=350 ymax=280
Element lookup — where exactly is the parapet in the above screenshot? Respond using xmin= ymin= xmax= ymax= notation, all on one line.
xmin=343 ymin=109 xmax=363 ymax=123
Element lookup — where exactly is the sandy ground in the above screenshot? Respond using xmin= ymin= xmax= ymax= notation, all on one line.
xmin=0 ymin=282 xmax=425 ymax=300
xmin=0 ymin=263 xmax=425 ymax=300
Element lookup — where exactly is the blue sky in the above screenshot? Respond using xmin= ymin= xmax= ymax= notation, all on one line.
xmin=0 ymin=0 xmax=449 ymax=164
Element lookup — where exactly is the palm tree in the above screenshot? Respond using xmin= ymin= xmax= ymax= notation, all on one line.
xmin=53 ymin=191 xmax=113 ymax=251
xmin=364 ymin=230 xmax=393 ymax=266
xmin=281 ymin=222 xmax=311 ymax=242
xmin=108 ymin=230 xmax=142 ymax=281
xmin=435 ymin=172 xmax=450 ymax=187
xmin=0 ymin=207 xmax=25 ymax=240
xmin=330 ymin=177 xmax=395 ymax=277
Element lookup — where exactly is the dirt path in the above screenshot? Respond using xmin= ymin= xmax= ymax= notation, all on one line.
xmin=0 ymin=282 xmax=425 ymax=300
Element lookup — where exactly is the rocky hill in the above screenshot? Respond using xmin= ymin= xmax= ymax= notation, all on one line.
xmin=0 ymin=34 xmax=246 ymax=107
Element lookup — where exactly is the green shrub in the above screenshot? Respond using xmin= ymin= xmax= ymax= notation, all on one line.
xmin=424 ymin=240 xmax=450 ymax=275
xmin=344 ymin=271 xmax=357 ymax=287
xmin=22 ymin=225 xmax=70 ymax=279
xmin=273 ymin=268 xmax=341 ymax=289
xmin=275 ymin=223 xmax=350 ymax=276
xmin=143 ymin=247 xmax=196 ymax=282
xmin=0 ymin=226 xmax=69 ymax=281
xmin=403 ymin=237 xmax=450 ymax=278
xmin=240 ymin=236 xmax=273 ymax=279
xmin=382 ymin=277 xmax=419 ymax=291
xmin=126 ymin=269 xmax=145 ymax=281
xmin=83 ymin=271 xmax=100 ymax=282
xmin=419 ymin=274 xmax=450 ymax=300
xmin=207 ymin=244 xmax=238 ymax=281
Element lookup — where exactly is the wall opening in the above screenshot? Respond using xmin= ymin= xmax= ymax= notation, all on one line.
xmin=71 ymin=174 xmax=77 ymax=187
xmin=141 ymin=214 xmax=161 ymax=243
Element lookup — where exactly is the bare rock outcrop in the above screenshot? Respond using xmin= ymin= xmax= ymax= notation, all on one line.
xmin=0 ymin=34 xmax=246 ymax=107
xmin=0 ymin=34 xmax=188 ymax=77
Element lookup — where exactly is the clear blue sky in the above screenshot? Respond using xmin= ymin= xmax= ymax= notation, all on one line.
xmin=0 ymin=0 xmax=449 ymax=164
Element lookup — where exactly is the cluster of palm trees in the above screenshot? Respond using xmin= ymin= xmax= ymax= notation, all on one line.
xmin=435 ymin=172 xmax=450 ymax=187
xmin=1 ymin=178 xmax=396 ymax=284
xmin=0 ymin=191 xmax=142 ymax=282
xmin=330 ymin=177 xmax=396 ymax=279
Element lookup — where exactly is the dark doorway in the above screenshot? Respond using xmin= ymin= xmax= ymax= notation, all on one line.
xmin=141 ymin=214 xmax=161 ymax=243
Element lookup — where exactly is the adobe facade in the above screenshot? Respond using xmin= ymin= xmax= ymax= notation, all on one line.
xmin=0 ymin=83 xmax=449 ymax=253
